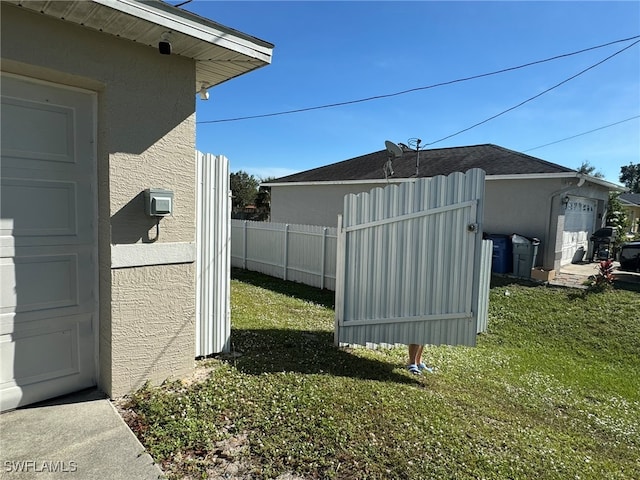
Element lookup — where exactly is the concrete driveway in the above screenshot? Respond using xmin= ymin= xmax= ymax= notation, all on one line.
xmin=552 ymin=260 xmax=640 ymax=288
xmin=0 ymin=389 xmax=164 ymax=480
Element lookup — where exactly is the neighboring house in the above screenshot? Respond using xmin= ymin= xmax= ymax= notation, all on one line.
xmin=265 ymin=144 xmax=623 ymax=272
xmin=619 ymin=193 xmax=640 ymax=235
xmin=0 ymin=0 xmax=273 ymax=411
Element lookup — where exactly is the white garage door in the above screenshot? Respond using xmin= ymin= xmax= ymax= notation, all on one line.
xmin=0 ymin=75 xmax=97 ymax=411
xmin=561 ymin=196 xmax=596 ymax=265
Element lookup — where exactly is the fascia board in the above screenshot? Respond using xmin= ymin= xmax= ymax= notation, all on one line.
xmin=265 ymin=175 xmax=576 ymax=188
xmin=266 ymin=173 xmax=625 ymax=190
xmin=485 ymin=173 xmax=575 ymax=181
xmin=487 ymin=173 xmax=624 ymax=191
xmin=263 ymin=179 xmax=414 ymax=187
xmin=585 ymin=178 xmax=625 ymax=191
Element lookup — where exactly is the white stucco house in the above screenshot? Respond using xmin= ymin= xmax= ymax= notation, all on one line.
xmin=265 ymin=144 xmax=623 ymax=272
xmin=0 ymin=0 xmax=273 ymax=411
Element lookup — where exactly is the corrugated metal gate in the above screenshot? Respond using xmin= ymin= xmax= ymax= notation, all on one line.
xmin=335 ymin=169 xmax=489 ymax=347
xmin=195 ymin=151 xmax=231 ymax=356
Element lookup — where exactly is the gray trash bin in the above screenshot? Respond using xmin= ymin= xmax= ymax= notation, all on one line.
xmin=511 ymin=234 xmax=540 ymax=278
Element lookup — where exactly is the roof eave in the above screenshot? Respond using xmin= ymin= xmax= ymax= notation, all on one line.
xmin=263 ymin=179 xmax=409 ymax=187
xmin=8 ymin=0 xmax=274 ymax=91
xmin=266 ymin=172 xmax=625 ymax=190
xmin=96 ymin=0 xmax=274 ymax=92
xmin=97 ymin=0 xmax=273 ymax=60
xmin=487 ymin=172 xmax=624 ymax=190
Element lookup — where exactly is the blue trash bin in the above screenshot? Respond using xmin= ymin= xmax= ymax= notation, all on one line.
xmin=488 ymin=234 xmax=513 ymax=274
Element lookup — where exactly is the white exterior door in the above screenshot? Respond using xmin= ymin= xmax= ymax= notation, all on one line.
xmin=561 ymin=196 xmax=596 ymax=265
xmin=0 ymin=75 xmax=97 ymax=411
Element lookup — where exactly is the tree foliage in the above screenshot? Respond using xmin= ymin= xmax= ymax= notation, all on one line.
xmin=576 ymin=161 xmax=604 ymax=178
xmin=620 ymin=163 xmax=640 ymax=193
xmin=230 ymin=171 xmax=259 ymax=210
xmin=606 ymin=192 xmax=631 ymax=246
xmin=229 ymin=172 xmax=276 ymax=221
xmin=254 ymin=177 xmax=276 ymax=221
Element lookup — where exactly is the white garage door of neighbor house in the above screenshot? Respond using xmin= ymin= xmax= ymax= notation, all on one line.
xmin=0 ymin=75 xmax=97 ymax=411
xmin=561 ymin=196 xmax=596 ymax=265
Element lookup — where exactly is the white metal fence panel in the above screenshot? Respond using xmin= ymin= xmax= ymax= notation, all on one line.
xmin=476 ymin=239 xmax=493 ymax=334
xmin=335 ymin=169 xmax=486 ymax=347
xmin=231 ymin=220 xmax=337 ymax=290
xmin=196 ymin=151 xmax=231 ymax=356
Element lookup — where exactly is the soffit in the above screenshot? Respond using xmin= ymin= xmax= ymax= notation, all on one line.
xmin=6 ymin=0 xmax=274 ymax=92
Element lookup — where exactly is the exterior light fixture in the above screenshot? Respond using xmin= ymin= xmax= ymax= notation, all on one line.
xmin=199 ymin=84 xmax=209 ymax=100
xmin=159 ymin=31 xmax=172 ymax=55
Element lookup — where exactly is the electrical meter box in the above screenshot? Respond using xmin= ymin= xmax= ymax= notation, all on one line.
xmin=144 ymin=188 xmax=173 ymax=216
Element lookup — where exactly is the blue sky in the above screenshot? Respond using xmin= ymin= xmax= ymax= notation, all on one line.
xmin=176 ymin=1 xmax=639 ymax=185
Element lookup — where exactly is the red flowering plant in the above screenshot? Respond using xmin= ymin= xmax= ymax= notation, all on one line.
xmin=587 ymin=259 xmax=615 ymax=291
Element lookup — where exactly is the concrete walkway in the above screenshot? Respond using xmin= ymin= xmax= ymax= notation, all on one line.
xmin=549 ymin=261 xmax=599 ymax=288
xmin=0 ymin=389 xmax=164 ymax=480
xmin=550 ymin=260 xmax=640 ymax=289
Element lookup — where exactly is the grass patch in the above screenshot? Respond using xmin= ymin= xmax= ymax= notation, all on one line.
xmin=121 ymin=269 xmax=640 ymax=479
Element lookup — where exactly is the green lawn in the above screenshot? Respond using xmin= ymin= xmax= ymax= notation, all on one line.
xmin=121 ymin=269 xmax=640 ymax=479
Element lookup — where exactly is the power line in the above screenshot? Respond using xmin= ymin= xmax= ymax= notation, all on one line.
xmin=523 ymin=115 xmax=640 ymax=152
xmin=424 ymin=39 xmax=640 ymax=146
xmin=196 ymin=34 xmax=640 ymax=125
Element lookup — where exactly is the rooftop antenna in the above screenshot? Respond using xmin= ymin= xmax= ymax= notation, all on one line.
xmin=384 ymin=140 xmax=402 ymax=181
xmin=408 ymin=138 xmax=422 ymax=176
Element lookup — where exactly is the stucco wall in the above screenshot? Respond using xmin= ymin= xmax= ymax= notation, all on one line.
xmin=111 ymin=264 xmax=196 ymax=395
xmin=271 ymin=182 xmax=390 ymax=227
xmin=2 ymin=5 xmax=197 ymax=397
xmin=484 ymin=178 xmax=559 ymax=239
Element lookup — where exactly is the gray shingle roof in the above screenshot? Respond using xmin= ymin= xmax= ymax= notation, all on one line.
xmin=620 ymin=193 xmax=640 ymax=206
xmin=271 ymin=144 xmax=575 ymax=183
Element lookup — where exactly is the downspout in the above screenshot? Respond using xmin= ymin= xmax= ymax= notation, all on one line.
xmin=544 ymin=174 xmax=586 ymax=270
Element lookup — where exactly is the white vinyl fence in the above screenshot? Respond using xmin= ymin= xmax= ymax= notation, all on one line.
xmin=231 ymin=220 xmax=337 ymax=290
